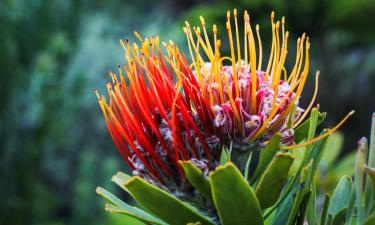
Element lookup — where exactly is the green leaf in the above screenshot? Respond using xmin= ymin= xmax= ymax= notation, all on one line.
xmin=354 ymin=138 xmax=368 ymax=224
xmin=244 ymin=151 xmax=253 ymax=180
xmin=321 ymin=194 xmax=331 ymax=225
xmin=124 ymin=177 xmax=215 ymax=225
xmin=209 ymin=163 xmax=264 ymax=225
xmin=364 ymin=165 xmax=375 ymax=212
xmin=308 ymin=134 xmax=330 ymax=176
xmin=296 ymin=190 xmax=312 ymax=225
xmin=306 ymin=179 xmax=317 ymax=225
xmin=320 ymin=132 xmax=344 ymax=170
xmin=294 ymin=110 xmax=326 ymax=143
xmin=287 ymin=160 xmax=314 ymax=225
xmin=180 ymin=160 xmax=212 ymax=201
xmin=105 ymin=204 xmax=148 ymax=225
xmin=368 ymin=113 xmax=375 ymax=168
xmin=112 ymin=171 xmax=132 ymax=192
xmin=251 ymin=133 xmax=281 ymax=183
xmin=288 ymin=146 xmax=305 ymax=176
xmin=362 ymin=211 xmax=375 ymax=225
xmin=255 ymin=152 xmax=294 ymax=209
xmin=220 ymin=146 xmax=230 ymax=165
xmin=366 ymin=115 xmax=375 ymax=215
xmin=331 ymin=207 xmax=347 ymax=225
xmin=271 ymin=183 xmax=299 ymax=225
xmin=327 ymin=176 xmax=352 ymax=217
xmin=96 ymin=187 xmax=167 ymax=225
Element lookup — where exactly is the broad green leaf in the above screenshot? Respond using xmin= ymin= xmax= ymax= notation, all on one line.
xmin=255 ymin=152 xmax=294 ymax=209
xmin=327 ymin=176 xmax=352 ymax=217
xmin=210 ymin=163 xmax=263 ymax=225
xmin=287 ymin=160 xmax=314 ymax=225
xmin=180 ymin=160 xmax=212 ymax=201
xmin=294 ymin=110 xmax=326 ymax=143
xmin=96 ymin=187 xmax=167 ymax=225
xmin=124 ymin=177 xmax=215 ymax=225
xmin=251 ymin=133 xmax=281 ymax=183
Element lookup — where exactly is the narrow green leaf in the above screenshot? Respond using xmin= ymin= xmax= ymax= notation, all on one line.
xmin=96 ymin=187 xmax=166 ymax=225
xmin=364 ymin=165 xmax=375 ymax=212
xmin=180 ymin=160 xmax=212 ymax=201
xmin=124 ymin=177 xmax=215 ymax=225
xmin=308 ymin=134 xmax=330 ymax=175
xmin=306 ymin=109 xmax=320 ymax=152
xmin=320 ymin=132 xmax=344 ymax=170
xmin=365 ymin=115 xmax=375 ymax=216
xmin=112 ymin=171 xmax=132 ymax=192
xmin=220 ymin=146 xmax=230 ymax=165
xmin=255 ymin=152 xmax=294 ymax=209
xmin=244 ymin=151 xmax=253 ymax=180
xmin=271 ymin=183 xmax=299 ymax=225
xmin=251 ymin=133 xmax=281 ymax=183
xmin=326 ymin=215 xmax=333 ymax=225
xmin=368 ymin=113 xmax=375 ymax=168
xmin=105 ymin=204 xmax=149 ymax=225
xmin=327 ymin=176 xmax=352 ymax=217
xmin=294 ymin=110 xmax=326 ymax=143
xmin=321 ymin=194 xmax=330 ymax=225
xmin=306 ymin=178 xmax=317 ymax=225
xmin=296 ymin=190 xmax=312 ymax=225
xmin=210 ymin=163 xmax=263 ymax=225
xmin=362 ymin=211 xmax=375 ymax=225
xmin=354 ymin=138 xmax=368 ymax=224
xmin=331 ymin=207 xmax=347 ymax=225
xmin=287 ymin=160 xmax=314 ymax=225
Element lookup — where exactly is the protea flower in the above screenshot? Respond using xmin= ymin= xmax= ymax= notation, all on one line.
xmin=95 ymin=10 xmax=353 ymax=192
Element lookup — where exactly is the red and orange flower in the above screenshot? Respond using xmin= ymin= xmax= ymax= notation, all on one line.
xmin=95 ymin=10 xmax=353 ymax=189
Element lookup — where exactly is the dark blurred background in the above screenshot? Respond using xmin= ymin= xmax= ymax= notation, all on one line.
xmin=0 ymin=0 xmax=374 ymax=224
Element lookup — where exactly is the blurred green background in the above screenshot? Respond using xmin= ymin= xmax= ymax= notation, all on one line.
xmin=0 ymin=0 xmax=374 ymax=224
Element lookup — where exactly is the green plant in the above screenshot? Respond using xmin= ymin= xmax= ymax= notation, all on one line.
xmin=95 ymin=10 xmax=374 ymax=225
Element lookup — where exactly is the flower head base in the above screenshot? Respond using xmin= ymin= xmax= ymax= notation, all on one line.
xmin=96 ymin=10 xmax=354 ymax=191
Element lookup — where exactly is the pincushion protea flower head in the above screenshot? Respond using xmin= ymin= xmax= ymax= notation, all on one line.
xmin=96 ymin=10 xmax=354 ymax=190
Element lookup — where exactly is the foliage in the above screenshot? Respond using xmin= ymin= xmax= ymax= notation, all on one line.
xmin=98 ymin=113 xmax=375 ymax=224
xmin=1 ymin=0 xmax=374 ymax=224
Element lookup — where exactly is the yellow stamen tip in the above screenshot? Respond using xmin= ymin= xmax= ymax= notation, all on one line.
xmin=200 ymin=16 xmax=205 ymax=25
